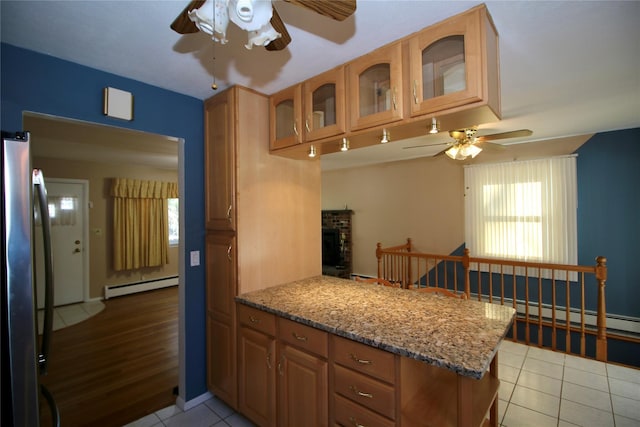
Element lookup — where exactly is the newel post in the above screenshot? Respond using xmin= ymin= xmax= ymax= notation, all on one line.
xmin=595 ymin=256 xmax=608 ymax=362
xmin=463 ymin=248 xmax=471 ymax=298
xmin=376 ymin=242 xmax=383 ymax=279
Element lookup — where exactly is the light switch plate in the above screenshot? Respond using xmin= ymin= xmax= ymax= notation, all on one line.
xmin=190 ymin=250 xmax=200 ymax=267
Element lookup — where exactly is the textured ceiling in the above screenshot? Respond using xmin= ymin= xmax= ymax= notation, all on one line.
xmin=2 ymin=1 xmax=639 ymax=170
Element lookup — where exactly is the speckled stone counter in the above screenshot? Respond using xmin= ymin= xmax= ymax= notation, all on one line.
xmin=236 ymin=275 xmax=515 ymax=379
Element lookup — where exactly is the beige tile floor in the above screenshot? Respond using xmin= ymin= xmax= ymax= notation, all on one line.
xmin=37 ymin=300 xmax=105 ymax=334
xmin=124 ymin=340 xmax=640 ymax=427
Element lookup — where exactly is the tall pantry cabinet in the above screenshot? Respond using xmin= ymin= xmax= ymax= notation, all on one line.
xmin=204 ymin=85 xmax=321 ymax=409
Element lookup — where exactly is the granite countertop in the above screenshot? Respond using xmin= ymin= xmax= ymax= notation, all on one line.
xmin=236 ymin=275 xmax=515 ymax=379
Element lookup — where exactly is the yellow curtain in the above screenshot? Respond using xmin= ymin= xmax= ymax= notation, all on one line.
xmin=111 ymin=178 xmax=178 ymax=271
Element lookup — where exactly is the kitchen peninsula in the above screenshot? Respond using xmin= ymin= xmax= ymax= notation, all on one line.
xmin=236 ymin=275 xmax=515 ymax=427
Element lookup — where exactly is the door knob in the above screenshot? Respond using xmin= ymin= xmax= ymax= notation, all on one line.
xmin=73 ymin=248 xmax=81 ymax=253
xmin=75 ymin=240 xmax=80 ymax=244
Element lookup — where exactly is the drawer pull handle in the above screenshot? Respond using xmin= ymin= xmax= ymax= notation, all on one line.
xmin=349 ymin=353 xmax=372 ymax=365
xmin=349 ymin=417 xmax=366 ymax=427
xmin=292 ymin=332 xmax=308 ymax=342
xmin=349 ymin=385 xmax=373 ymax=399
xmin=249 ymin=315 xmax=260 ymax=324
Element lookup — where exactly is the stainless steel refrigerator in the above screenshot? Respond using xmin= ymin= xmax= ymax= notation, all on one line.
xmin=1 ymin=131 xmax=60 ymax=426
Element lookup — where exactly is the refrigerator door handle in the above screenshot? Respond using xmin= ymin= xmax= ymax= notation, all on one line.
xmin=33 ymin=168 xmax=54 ymax=375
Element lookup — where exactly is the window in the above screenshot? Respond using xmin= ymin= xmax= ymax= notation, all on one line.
xmin=464 ymin=156 xmax=577 ymax=266
xmin=168 ymin=198 xmax=179 ymax=246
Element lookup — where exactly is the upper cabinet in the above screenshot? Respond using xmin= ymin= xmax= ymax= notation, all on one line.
xmin=347 ymin=42 xmax=403 ymax=131
xmin=303 ymin=66 xmax=346 ymax=142
xmin=204 ymin=90 xmax=236 ymax=231
xmin=270 ymin=85 xmax=302 ymax=150
xmin=408 ymin=4 xmax=500 ymax=118
xmin=270 ymin=67 xmax=346 ymax=150
xmin=269 ymin=4 xmax=500 ymax=160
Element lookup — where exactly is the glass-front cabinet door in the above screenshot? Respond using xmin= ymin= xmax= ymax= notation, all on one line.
xmin=347 ymin=42 xmax=403 ymax=131
xmin=303 ymin=66 xmax=345 ymax=142
xmin=270 ymin=85 xmax=302 ymax=150
xmin=409 ymin=5 xmax=496 ymax=117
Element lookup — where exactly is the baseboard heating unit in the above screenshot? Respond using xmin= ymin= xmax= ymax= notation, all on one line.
xmin=104 ymin=276 xmax=178 ymax=299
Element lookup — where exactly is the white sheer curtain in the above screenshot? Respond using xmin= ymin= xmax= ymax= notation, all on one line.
xmin=464 ymin=156 xmax=577 ymax=266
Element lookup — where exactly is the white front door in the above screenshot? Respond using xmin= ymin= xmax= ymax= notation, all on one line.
xmin=35 ymin=179 xmax=88 ymax=308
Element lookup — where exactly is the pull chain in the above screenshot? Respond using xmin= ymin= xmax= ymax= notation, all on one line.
xmin=211 ymin=0 xmax=218 ymax=90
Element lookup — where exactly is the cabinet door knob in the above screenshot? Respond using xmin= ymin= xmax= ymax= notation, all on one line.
xmin=227 ymin=245 xmax=232 ymax=261
xmin=413 ymin=80 xmax=419 ymax=104
xmin=349 ymin=417 xmax=366 ymax=427
xmin=226 ymin=205 xmax=232 ymax=222
xmin=266 ymin=352 xmax=272 ymax=369
xmin=305 ymin=117 xmax=311 ymax=133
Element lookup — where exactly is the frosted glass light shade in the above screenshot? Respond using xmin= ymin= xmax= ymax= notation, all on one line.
xmin=189 ymin=0 xmax=230 ymax=44
xmin=229 ymin=0 xmax=273 ymax=31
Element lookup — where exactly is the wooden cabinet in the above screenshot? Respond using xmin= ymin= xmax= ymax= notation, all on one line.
xmin=331 ymin=335 xmax=398 ymax=424
xmin=204 ymin=91 xmax=235 ymax=231
xmin=277 ymin=319 xmax=328 ymax=427
xmin=205 ymin=233 xmax=237 ymax=405
xmin=302 ymin=66 xmax=346 ymax=142
xmin=204 ymin=85 xmax=321 ymax=410
xmin=270 ymin=66 xmax=346 ymax=150
xmin=269 ymin=85 xmax=302 ymax=150
xmin=408 ymin=4 xmax=500 ymax=118
xmin=268 ymin=4 xmax=500 ymax=161
xmin=238 ymin=305 xmax=277 ymax=427
xmin=347 ymin=41 xmax=404 ymax=131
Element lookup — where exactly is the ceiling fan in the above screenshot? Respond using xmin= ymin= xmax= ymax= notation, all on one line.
xmin=171 ymin=0 xmax=356 ymax=51
xmin=404 ymin=128 xmax=533 ymax=160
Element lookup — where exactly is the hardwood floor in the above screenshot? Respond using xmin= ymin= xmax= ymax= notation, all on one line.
xmin=39 ymin=287 xmax=179 ymax=427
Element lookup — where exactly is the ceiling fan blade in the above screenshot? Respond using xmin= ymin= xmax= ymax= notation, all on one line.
xmin=170 ymin=0 xmax=205 ymax=34
xmin=402 ymin=142 xmax=448 ymax=150
xmin=265 ymin=7 xmax=292 ymax=51
xmin=476 ymin=141 xmax=506 ymax=151
xmin=282 ymin=0 xmax=356 ymax=21
xmin=476 ymin=129 xmax=533 ymax=143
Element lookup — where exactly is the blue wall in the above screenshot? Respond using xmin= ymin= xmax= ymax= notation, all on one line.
xmin=576 ymin=128 xmax=640 ymax=320
xmin=1 ymin=43 xmax=207 ymax=401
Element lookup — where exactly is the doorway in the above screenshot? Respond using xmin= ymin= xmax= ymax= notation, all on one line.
xmin=24 ymin=111 xmax=186 ymax=411
xmin=34 ymin=178 xmax=89 ymax=309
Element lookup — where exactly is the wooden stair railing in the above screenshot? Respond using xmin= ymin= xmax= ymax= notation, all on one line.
xmin=376 ymin=240 xmax=608 ymax=362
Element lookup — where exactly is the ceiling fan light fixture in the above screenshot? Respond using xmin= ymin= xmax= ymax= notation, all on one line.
xmin=245 ymin=21 xmax=281 ymax=49
xmin=228 ymin=0 xmax=272 ymax=31
xmin=189 ymin=0 xmax=230 ymax=44
xmin=190 ymin=0 xmax=281 ymax=49
xmin=340 ymin=138 xmax=350 ymax=152
xmin=464 ymin=144 xmax=482 ymax=158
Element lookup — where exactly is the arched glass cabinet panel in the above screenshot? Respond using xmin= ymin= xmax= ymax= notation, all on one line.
xmin=303 ymin=66 xmax=345 ymax=142
xmin=347 ymin=42 xmax=403 ymax=131
xmin=408 ymin=5 xmax=500 ymax=119
xmin=275 ymin=99 xmax=295 ymax=140
xmin=422 ymin=35 xmax=466 ymax=100
xmin=270 ymin=85 xmax=302 ymax=150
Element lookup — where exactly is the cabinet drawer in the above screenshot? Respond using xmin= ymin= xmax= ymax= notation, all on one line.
xmin=332 ymin=336 xmax=396 ymax=384
xmin=278 ymin=317 xmax=328 ymax=358
xmin=333 ymin=364 xmax=396 ymax=420
xmin=237 ymin=304 xmax=276 ymax=336
xmin=333 ymin=394 xmax=395 ymax=427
